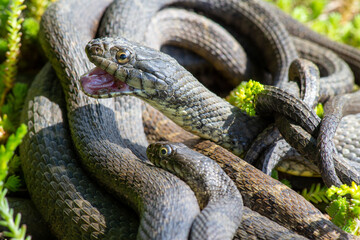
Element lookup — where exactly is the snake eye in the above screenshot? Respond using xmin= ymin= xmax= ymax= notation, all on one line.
xmin=116 ymin=49 xmax=131 ymax=64
xmin=159 ymin=145 xmax=172 ymax=158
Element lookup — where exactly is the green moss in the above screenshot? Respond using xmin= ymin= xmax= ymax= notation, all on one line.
xmin=0 ymin=38 xmax=7 ymax=55
xmin=268 ymin=0 xmax=360 ymax=48
xmin=314 ymin=103 xmax=324 ymax=119
xmin=2 ymin=83 xmax=28 ymax=129
xmin=226 ymin=80 xmax=264 ymax=116
xmin=326 ymin=182 xmax=360 ymax=235
xmin=22 ymin=17 xmax=39 ymax=40
xmin=0 ymin=0 xmax=26 ymax=107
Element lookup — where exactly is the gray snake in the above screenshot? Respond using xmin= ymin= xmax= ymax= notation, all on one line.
xmin=23 ymin=0 xmax=200 ymax=239
xmin=18 ymin=0 xmax=360 ymax=239
xmin=146 ymin=142 xmax=307 ymax=240
xmin=147 ymin=142 xmax=243 ymax=239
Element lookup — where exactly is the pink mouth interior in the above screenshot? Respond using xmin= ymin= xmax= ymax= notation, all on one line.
xmin=80 ymin=67 xmax=130 ymax=95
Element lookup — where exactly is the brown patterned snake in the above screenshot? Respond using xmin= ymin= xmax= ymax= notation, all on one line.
xmin=18 ymin=0 xmax=360 ymax=239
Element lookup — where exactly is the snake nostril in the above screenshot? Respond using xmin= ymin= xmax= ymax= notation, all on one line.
xmin=88 ymin=45 xmax=103 ymax=56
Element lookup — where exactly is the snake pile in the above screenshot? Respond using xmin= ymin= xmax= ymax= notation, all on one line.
xmin=15 ymin=0 xmax=360 ymax=239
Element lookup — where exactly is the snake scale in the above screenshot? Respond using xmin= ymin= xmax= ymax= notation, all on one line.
xmin=146 ymin=142 xmax=307 ymax=240
xmin=147 ymin=142 xmax=243 ymax=239
xmin=16 ymin=0 xmax=360 ymax=239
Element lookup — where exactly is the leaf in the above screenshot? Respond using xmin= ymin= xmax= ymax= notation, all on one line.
xmin=1 ymin=83 xmax=28 ymax=128
xmin=326 ymin=197 xmax=349 ymax=227
xmin=309 ymin=0 xmax=327 ymax=19
xmin=301 ymin=183 xmax=329 ymax=204
xmin=292 ymin=6 xmax=309 ymax=23
xmin=8 ymin=154 xmax=20 ymax=174
xmin=4 ymin=175 xmax=21 ymax=191
xmin=277 ymin=0 xmax=292 ymax=13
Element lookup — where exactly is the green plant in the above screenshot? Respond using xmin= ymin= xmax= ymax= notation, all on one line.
xmin=27 ymin=0 xmax=53 ymax=22
xmin=268 ymin=0 xmax=360 ymax=48
xmin=314 ymin=103 xmax=324 ymax=119
xmin=1 ymin=83 xmax=27 ymax=131
xmin=226 ymin=80 xmax=264 ymax=116
xmin=0 ymin=124 xmax=28 ymax=239
xmin=0 ymin=0 xmax=26 ymax=107
xmin=301 ymin=183 xmax=329 ymax=204
xmin=326 ymin=182 xmax=360 ymax=235
xmin=271 ymin=170 xmax=292 ymax=188
xmin=0 ymin=0 xmax=30 ymax=239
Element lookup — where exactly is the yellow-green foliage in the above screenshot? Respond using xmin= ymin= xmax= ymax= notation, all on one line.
xmin=0 ymin=0 xmax=26 ymax=106
xmin=326 ymin=182 xmax=360 ymax=235
xmin=0 ymin=124 xmax=28 ymax=240
xmin=301 ymin=183 xmax=329 ymax=204
xmin=27 ymin=0 xmax=54 ymax=22
xmin=314 ymin=103 xmax=324 ymax=119
xmin=226 ymin=80 xmax=264 ymax=116
xmin=268 ymin=0 xmax=360 ymax=48
xmin=0 ymin=124 xmax=26 ymax=185
xmin=0 ymin=0 xmax=30 ymax=239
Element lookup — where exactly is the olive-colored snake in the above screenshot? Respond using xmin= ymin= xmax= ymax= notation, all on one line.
xmin=17 ymin=0 xmax=360 ymax=239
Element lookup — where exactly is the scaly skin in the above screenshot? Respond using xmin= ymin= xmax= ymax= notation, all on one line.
xmin=20 ymin=63 xmax=139 ymax=239
xmin=83 ymin=37 xmax=269 ymax=155
xmin=147 ymin=142 xmax=308 ymax=240
xmin=141 ymin=101 xmax=353 ymax=239
xmin=84 ymin=37 xmax=350 ymax=187
xmin=31 ymin=0 xmax=200 ymax=239
xmin=333 ymin=113 xmax=360 ymax=172
xmin=100 ymin=0 xmax=297 ymax=87
xmin=190 ymin=140 xmax=355 ymax=239
xmin=235 ymin=207 xmax=308 ymax=240
xmin=263 ymin=1 xmax=360 ymax=83
xmin=255 ymin=85 xmax=321 ymax=135
xmin=145 ymin=8 xmax=261 ymax=84
xmin=276 ymin=116 xmax=360 ymax=187
xmin=82 ymin=36 xmax=358 ymax=238
xmin=147 ymin=142 xmax=243 ymax=240
xmin=317 ymin=91 xmax=360 ymax=186
xmin=19 ymin=0 xmax=360 ymax=238
xmin=291 ymin=37 xmax=354 ymax=103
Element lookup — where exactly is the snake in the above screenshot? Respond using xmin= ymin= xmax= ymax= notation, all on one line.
xmin=262 ymin=1 xmax=360 ymax=84
xmin=246 ymin=37 xmax=354 ymax=176
xmin=245 ymin=49 xmax=352 ymax=178
xmin=143 ymin=7 xmax=356 ymax=185
xmin=318 ymin=91 xmax=360 ymax=180
xmin=147 ymin=142 xmax=243 ymax=240
xmin=145 ymin=8 xmax=263 ymax=85
xmin=18 ymin=0 xmax=359 ymax=239
xmin=146 ymin=142 xmax=308 ymax=240
xmin=146 ymin=8 xmax=355 ymax=181
xmin=23 ymin=0 xmax=201 ymax=239
xmin=83 ymin=34 xmax=360 ymax=187
xmin=81 ymin=35 xmax=357 ymax=238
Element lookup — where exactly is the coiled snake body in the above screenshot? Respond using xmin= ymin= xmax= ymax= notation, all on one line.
xmin=19 ymin=0 xmax=360 ymax=239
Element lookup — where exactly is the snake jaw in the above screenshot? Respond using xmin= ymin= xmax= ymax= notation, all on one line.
xmin=79 ymin=66 xmax=141 ymax=98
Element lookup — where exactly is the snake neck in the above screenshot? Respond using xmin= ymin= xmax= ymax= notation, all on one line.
xmin=139 ymin=70 xmax=268 ymax=155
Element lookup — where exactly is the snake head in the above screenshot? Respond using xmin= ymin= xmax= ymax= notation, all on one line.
xmin=147 ymin=142 xmax=190 ymax=179
xmin=80 ymin=37 xmax=179 ymax=99
xmin=147 ymin=142 xmax=176 ymax=168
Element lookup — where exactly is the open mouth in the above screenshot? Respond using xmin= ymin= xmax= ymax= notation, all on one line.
xmin=80 ymin=67 xmax=133 ymax=97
